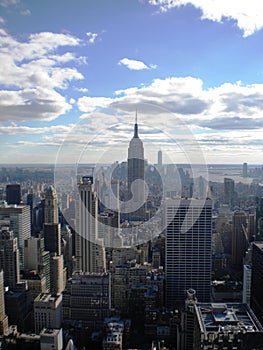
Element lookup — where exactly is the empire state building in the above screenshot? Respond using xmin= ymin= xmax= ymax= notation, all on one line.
xmin=127 ymin=114 xmax=145 ymax=221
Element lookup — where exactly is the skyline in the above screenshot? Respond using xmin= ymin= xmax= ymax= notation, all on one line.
xmin=1 ymin=1 xmax=263 ymax=164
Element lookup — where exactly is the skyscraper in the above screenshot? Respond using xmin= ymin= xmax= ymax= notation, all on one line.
xmin=158 ymin=150 xmax=162 ymax=166
xmin=165 ymin=198 xmax=212 ymax=307
xmin=0 ymin=226 xmax=20 ymax=288
xmin=0 ymin=202 xmax=31 ymax=268
xmin=0 ymin=270 xmax=8 ymax=335
xmin=251 ymin=242 xmax=263 ymax=325
xmin=224 ymin=177 xmax=235 ymax=206
xmin=6 ymin=184 xmax=21 ymax=205
xmin=76 ymin=176 xmax=105 ymax=273
xmin=232 ymin=211 xmax=249 ymax=267
xmin=44 ymin=186 xmax=58 ymax=224
xmin=127 ymin=114 xmax=145 ymax=221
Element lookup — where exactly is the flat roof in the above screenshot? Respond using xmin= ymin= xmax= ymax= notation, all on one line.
xmin=195 ymin=303 xmax=263 ymax=334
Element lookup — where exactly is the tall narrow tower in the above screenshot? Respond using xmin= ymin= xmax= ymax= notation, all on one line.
xmin=127 ymin=113 xmax=145 ymax=221
xmin=76 ymin=176 xmax=105 ymax=273
xmin=44 ymin=186 xmax=59 ymax=224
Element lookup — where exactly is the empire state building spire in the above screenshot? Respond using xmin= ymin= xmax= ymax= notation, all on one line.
xmin=134 ymin=110 xmax=138 ymax=138
xmin=127 ymin=111 xmax=145 ymax=221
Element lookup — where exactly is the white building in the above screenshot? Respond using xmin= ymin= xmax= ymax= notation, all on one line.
xmin=40 ymin=328 xmax=63 ymax=350
xmin=34 ymin=293 xmax=62 ymax=334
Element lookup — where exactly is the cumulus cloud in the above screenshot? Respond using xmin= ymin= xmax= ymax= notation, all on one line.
xmin=118 ymin=58 xmax=156 ymax=70
xmin=86 ymin=31 xmax=98 ymax=44
xmin=0 ymin=29 xmax=84 ymax=121
xmin=77 ymin=76 xmax=263 ymax=135
xmin=148 ymin=0 xmax=263 ymax=37
xmin=0 ymin=88 xmax=72 ymax=121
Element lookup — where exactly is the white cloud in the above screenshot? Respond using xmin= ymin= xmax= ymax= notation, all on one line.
xmin=118 ymin=58 xmax=156 ymax=70
xmin=0 ymin=124 xmax=73 ymax=134
xmin=86 ymin=31 xmax=98 ymax=44
xmin=0 ymin=16 xmax=5 ymax=24
xmin=21 ymin=9 xmax=31 ymax=16
xmin=0 ymin=0 xmax=19 ymax=7
xmin=75 ymin=76 xmax=263 ymax=164
xmin=77 ymin=96 xmax=115 ymax=113
xmin=0 ymin=88 xmax=72 ymax=121
xmin=148 ymin=0 xmax=263 ymax=37
xmin=0 ymin=30 xmax=84 ymax=121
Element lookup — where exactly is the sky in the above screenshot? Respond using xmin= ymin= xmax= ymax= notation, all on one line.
xmin=1 ymin=0 xmax=263 ymax=165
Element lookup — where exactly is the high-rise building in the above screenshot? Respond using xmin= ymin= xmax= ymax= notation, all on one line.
xmin=0 ymin=202 xmax=31 ymax=267
xmin=6 ymin=184 xmax=21 ymax=205
xmin=243 ymin=162 xmax=248 ymax=177
xmin=24 ymin=236 xmax=50 ymax=292
xmin=232 ymin=211 xmax=249 ymax=267
xmin=165 ymin=198 xmax=212 ymax=307
xmin=0 ymin=226 xmax=20 ymax=288
xmin=76 ymin=176 xmax=105 ymax=273
xmin=34 ymin=293 xmax=62 ymax=334
xmin=243 ymin=264 xmax=252 ymax=305
xmin=127 ymin=115 xmax=145 ymax=221
xmin=256 ymin=197 xmax=263 ymax=237
xmin=0 ymin=270 xmax=8 ymax=335
xmin=63 ymin=272 xmax=111 ymax=330
xmin=5 ymin=281 xmax=33 ymax=332
xmin=224 ymin=177 xmax=235 ymax=206
xmin=44 ymin=186 xmax=58 ymax=224
xmin=158 ymin=150 xmax=162 ymax=166
xmin=251 ymin=242 xmax=263 ymax=325
xmin=44 ymin=223 xmax=61 ymax=255
xmin=50 ymin=254 xmax=64 ymax=294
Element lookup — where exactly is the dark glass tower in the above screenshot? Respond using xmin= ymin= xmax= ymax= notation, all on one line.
xmin=127 ymin=114 xmax=145 ymax=221
xmin=6 ymin=184 xmax=21 ymax=205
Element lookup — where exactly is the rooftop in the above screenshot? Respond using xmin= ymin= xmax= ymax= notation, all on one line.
xmin=195 ymin=303 xmax=263 ymax=334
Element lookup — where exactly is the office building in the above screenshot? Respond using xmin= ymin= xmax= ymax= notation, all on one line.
xmin=0 ymin=270 xmax=8 ymax=335
xmin=251 ymin=242 xmax=263 ymax=325
xmin=158 ymin=150 xmax=162 ymax=166
xmin=0 ymin=202 xmax=31 ymax=267
xmin=24 ymin=236 xmax=50 ymax=292
xmin=40 ymin=328 xmax=63 ymax=350
xmin=63 ymin=272 xmax=111 ymax=330
xmin=0 ymin=226 xmax=20 ymax=288
xmin=5 ymin=281 xmax=33 ymax=332
xmin=165 ymin=198 xmax=212 ymax=307
xmin=76 ymin=176 xmax=105 ymax=273
xmin=243 ymin=264 xmax=252 ymax=305
xmin=6 ymin=184 xmax=21 ymax=205
xmin=256 ymin=197 xmax=263 ymax=237
xmin=44 ymin=186 xmax=58 ymax=224
xmin=232 ymin=211 xmax=248 ymax=267
xmin=243 ymin=162 xmax=248 ymax=177
xmin=224 ymin=177 xmax=235 ymax=206
xmin=127 ymin=114 xmax=145 ymax=221
xmin=193 ymin=303 xmax=263 ymax=349
xmin=44 ymin=223 xmax=61 ymax=255
xmin=34 ymin=293 xmax=62 ymax=334
xmin=50 ymin=254 xmax=64 ymax=294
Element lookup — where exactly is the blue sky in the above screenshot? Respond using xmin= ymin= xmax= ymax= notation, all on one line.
xmin=1 ymin=0 xmax=263 ymax=164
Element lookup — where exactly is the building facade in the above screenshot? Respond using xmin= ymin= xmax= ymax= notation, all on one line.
xmin=165 ymin=198 xmax=212 ymax=307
